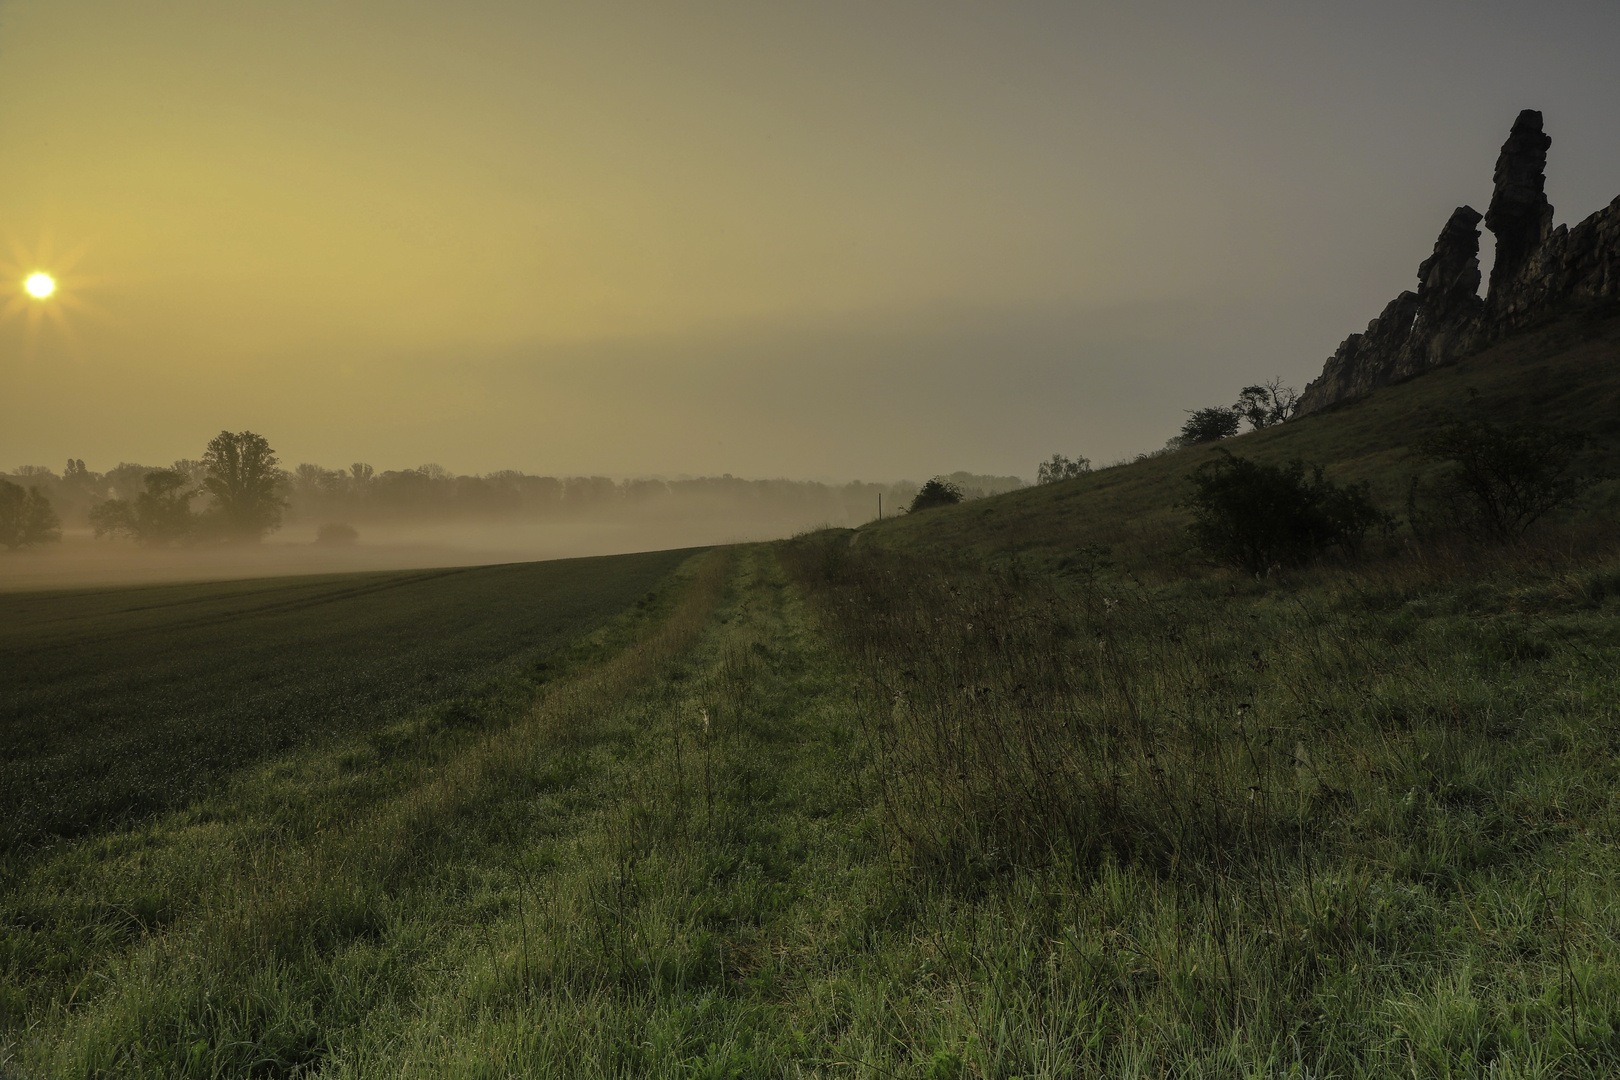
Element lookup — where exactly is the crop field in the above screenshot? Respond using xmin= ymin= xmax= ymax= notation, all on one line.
xmin=0 ymin=549 xmax=695 ymax=856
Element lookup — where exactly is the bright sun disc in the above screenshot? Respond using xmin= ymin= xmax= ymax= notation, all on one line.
xmin=25 ymin=273 xmax=55 ymax=299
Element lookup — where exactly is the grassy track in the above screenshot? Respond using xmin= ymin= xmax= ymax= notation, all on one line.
xmin=1 ymin=550 xmax=695 ymax=855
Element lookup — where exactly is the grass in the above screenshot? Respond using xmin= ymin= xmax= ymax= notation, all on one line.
xmin=10 ymin=535 xmax=1620 ymax=1076
xmin=0 ymin=549 xmax=695 ymax=857
xmin=781 ymin=530 xmax=1620 ymax=1075
xmin=6 ymin=311 xmax=1620 ymax=1075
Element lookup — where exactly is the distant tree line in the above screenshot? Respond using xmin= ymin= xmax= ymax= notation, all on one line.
xmin=2 ymin=437 xmax=1027 ymax=545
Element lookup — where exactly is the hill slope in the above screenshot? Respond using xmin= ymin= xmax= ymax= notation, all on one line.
xmin=863 ymin=311 xmax=1620 ymax=571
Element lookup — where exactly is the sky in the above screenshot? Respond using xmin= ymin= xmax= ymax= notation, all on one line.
xmin=3 ymin=0 xmax=1619 ymax=482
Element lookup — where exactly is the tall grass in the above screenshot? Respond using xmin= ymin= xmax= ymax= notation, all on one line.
xmin=784 ymin=531 xmax=1620 ymax=1072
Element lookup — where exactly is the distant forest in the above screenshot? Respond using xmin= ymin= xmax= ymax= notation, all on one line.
xmin=2 ymin=458 xmax=1026 ymax=534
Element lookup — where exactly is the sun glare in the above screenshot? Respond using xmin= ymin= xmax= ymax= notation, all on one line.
xmin=1 ymin=236 xmax=99 ymax=349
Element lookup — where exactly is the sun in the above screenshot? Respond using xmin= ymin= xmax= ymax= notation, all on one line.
xmin=0 ymin=235 xmax=102 ymax=351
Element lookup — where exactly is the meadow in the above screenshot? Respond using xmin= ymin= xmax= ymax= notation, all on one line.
xmin=5 ymin=311 xmax=1620 ymax=1076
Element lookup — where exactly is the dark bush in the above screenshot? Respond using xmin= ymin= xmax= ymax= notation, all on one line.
xmin=1182 ymin=451 xmax=1389 ymax=573
xmin=909 ymin=478 xmax=964 ymax=512
xmin=1413 ymin=417 xmax=1595 ymax=542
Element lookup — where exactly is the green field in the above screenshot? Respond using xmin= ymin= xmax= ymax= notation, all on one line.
xmin=1 ymin=550 xmax=695 ymax=856
xmin=6 ymin=312 xmax=1620 ymax=1077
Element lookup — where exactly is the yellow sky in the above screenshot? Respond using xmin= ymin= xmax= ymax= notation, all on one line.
xmin=3 ymin=1 xmax=1619 ymax=477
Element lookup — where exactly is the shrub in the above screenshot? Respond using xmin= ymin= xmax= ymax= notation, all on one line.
xmin=1036 ymin=453 xmax=1091 ymax=484
xmin=909 ymin=478 xmax=964 ymax=512
xmin=1182 ymin=451 xmax=1389 ymax=573
xmin=315 ymin=522 xmax=360 ymax=546
xmin=0 ymin=480 xmax=61 ymax=549
xmin=1178 ymin=406 xmax=1240 ymax=446
xmin=1413 ymin=417 xmax=1595 ymax=542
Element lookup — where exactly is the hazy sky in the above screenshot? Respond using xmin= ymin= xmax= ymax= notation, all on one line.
xmin=3 ymin=0 xmax=1619 ymax=480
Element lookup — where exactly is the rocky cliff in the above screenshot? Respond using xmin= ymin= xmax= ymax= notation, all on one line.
xmin=1295 ymin=111 xmax=1620 ymax=415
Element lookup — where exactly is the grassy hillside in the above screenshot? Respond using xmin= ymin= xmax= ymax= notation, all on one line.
xmin=1 ymin=550 xmax=694 ymax=857
xmin=864 ymin=311 xmax=1620 ymax=573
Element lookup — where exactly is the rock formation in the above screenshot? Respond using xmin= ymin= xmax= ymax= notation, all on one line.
xmin=1295 ymin=113 xmax=1620 ymax=416
xmin=1484 ymin=110 xmax=1554 ymax=296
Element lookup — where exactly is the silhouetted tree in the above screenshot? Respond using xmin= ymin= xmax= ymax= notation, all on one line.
xmin=1413 ymin=417 xmax=1594 ymax=542
xmin=202 ymin=430 xmax=285 ymax=541
xmin=62 ymin=458 xmax=97 ymax=490
xmin=1037 ymin=453 xmax=1091 ymax=484
xmin=1233 ymin=378 xmax=1299 ymax=430
xmin=0 ymin=480 xmax=61 ymax=549
xmin=909 ymin=478 xmax=964 ymax=512
xmin=89 ymin=469 xmax=198 ymax=545
xmin=1178 ymin=407 xmax=1241 ymax=446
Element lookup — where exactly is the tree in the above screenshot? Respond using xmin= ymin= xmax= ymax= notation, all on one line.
xmin=89 ymin=470 xmax=198 ymax=545
xmin=1182 ymin=451 xmax=1389 ymax=574
xmin=909 ymin=478 xmax=964 ymax=512
xmin=1178 ymin=407 xmax=1241 ymax=446
xmin=62 ymin=458 xmax=98 ymax=490
xmin=1413 ymin=417 xmax=1594 ymax=542
xmin=202 ymin=430 xmax=286 ymax=541
xmin=1233 ymin=378 xmax=1299 ymax=430
xmin=1037 ymin=453 xmax=1091 ymax=484
xmin=0 ymin=480 xmax=61 ymax=549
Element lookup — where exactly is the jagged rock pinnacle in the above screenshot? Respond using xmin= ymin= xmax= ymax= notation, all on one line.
xmin=1484 ymin=109 xmax=1553 ymax=299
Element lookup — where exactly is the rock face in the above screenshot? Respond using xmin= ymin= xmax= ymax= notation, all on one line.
xmin=1295 ymin=113 xmax=1620 ymax=416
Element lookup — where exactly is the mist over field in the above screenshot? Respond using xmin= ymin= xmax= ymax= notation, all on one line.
xmin=0 ymin=459 xmax=1024 ymax=589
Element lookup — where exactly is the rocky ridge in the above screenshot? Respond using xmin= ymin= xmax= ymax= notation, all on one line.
xmin=1295 ymin=111 xmax=1620 ymax=415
